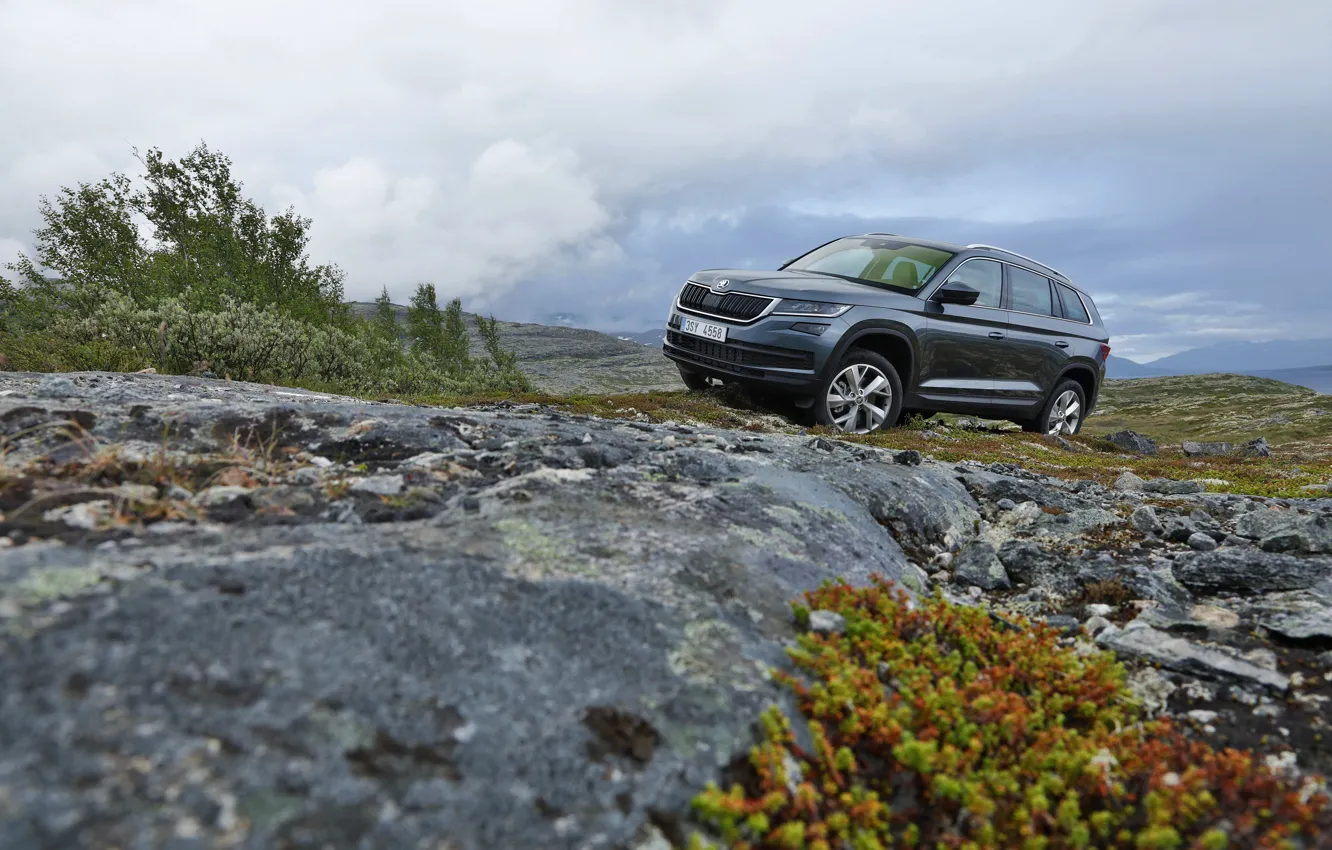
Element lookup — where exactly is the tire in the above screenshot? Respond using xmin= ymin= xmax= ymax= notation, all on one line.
xmin=1021 ymin=379 xmax=1086 ymax=435
xmin=677 ymin=364 xmax=713 ymax=391
xmin=814 ymin=349 xmax=903 ymax=434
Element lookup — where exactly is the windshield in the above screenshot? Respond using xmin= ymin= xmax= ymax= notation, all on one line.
xmin=784 ymin=237 xmax=955 ymax=292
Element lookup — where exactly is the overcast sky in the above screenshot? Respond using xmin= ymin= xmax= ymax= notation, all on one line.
xmin=3 ymin=0 xmax=1329 ymax=361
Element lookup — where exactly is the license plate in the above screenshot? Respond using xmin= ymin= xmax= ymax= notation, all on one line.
xmin=680 ymin=316 xmax=727 ymax=342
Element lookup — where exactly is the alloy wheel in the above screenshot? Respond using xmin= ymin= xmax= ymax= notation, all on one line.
xmin=826 ymin=363 xmax=893 ymax=434
xmin=1046 ymin=389 xmax=1081 ymax=435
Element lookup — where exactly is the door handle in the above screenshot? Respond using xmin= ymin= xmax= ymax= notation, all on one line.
xmin=1054 ymin=341 xmax=1069 ymax=348
xmin=987 ymin=331 xmax=1005 ymax=339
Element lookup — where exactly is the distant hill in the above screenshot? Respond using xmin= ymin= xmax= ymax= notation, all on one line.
xmin=1105 ymin=355 xmax=1159 ymax=378
xmin=346 ymin=302 xmax=681 ymax=395
xmin=1145 ymin=337 xmax=1332 ymax=373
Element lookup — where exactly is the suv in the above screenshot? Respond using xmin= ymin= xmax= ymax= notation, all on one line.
xmin=662 ymin=234 xmax=1110 ymax=435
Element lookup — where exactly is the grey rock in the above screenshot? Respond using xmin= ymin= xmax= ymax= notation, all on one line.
xmin=961 ymin=472 xmax=1093 ymax=514
xmin=35 ymin=374 xmax=76 ymax=399
xmin=1238 ymin=436 xmax=1272 ymax=458
xmin=1104 ymin=429 xmax=1158 ymax=455
xmin=996 ymin=498 xmax=1017 ymax=511
xmin=1172 ymin=549 xmax=1332 ymax=595
xmin=1097 ymin=625 xmax=1289 ymax=693
xmin=1143 ymin=478 xmax=1206 ymax=495
xmin=1235 ymin=507 xmax=1332 ymax=555
xmin=893 ymin=449 xmax=922 ymax=466
xmin=1113 ymin=471 xmax=1146 ymax=492
xmin=1187 ymin=532 xmax=1219 ymax=552
xmin=350 ymin=474 xmax=406 ymax=496
xmin=996 ymin=540 xmax=1065 ymax=588
xmin=1039 ymin=614 xmax=1080 ymax=636
xmin=1182 ymin=440 xmax=1233 ymax=457
xmin=808 ymin=610 xmax=847 ymax=636
xmin=951 ymin=540 xmax=1011 ymax=591
xmin=1083 ymin=615 xmax=1115 ymax=637
xmin=1085 ymin=603 xmax=1114 ymax=618
xmin=1130 ymin=505 xmax=1165 ymax=536
xmin=1248 ymin=585 xmax=1332 ymax=642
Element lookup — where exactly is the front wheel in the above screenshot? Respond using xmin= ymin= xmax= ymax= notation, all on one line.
xmin=814 ymin=349 xmax=903 ymax=434
xmin=1021 ymin=380 xmax=1086 ymax=435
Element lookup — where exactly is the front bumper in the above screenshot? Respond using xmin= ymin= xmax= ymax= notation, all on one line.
xmin=661 ymin=308 xmax=850 ymax=392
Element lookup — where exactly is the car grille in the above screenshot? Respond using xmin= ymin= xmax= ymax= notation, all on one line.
xmin=677 ymin=283 xmax=772 ymax=322
xmin=665 ymin=330 xmax=814 ymax=370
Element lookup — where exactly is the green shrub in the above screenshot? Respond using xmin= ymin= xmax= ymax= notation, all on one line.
xmin=0 ymin=292 xmax=530 ymax=397
xmin=692 ymin=579 xmax=1330 ymax=849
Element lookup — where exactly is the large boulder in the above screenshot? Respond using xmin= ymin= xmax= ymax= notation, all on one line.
xmin=1182 ymin=440 xmax=1233 ymax=457
xmin=0 ymin=371 xmax=979 ymax=850
xmin=1172 ymin=549 xmax=1332 ymax=595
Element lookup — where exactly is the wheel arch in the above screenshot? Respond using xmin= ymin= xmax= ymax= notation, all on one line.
xmin=827 ymin=322 xmax=918 ymax=393
xmin=1057 ymin=361 xmax=1099 ymax=412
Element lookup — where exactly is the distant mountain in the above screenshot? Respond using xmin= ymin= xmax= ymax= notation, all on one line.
xmin=1105 ymin=355 xmax=1160 ymax=379
xmin=1144 ymin=338 xmax=1332 ymax=374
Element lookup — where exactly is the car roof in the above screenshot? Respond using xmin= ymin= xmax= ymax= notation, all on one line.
xmin=855 ymin=232 xmax=1082 ymax=292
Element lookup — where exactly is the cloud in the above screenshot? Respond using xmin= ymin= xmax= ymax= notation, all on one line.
xmin=1 ymin=0 xmax=1328 ymax=356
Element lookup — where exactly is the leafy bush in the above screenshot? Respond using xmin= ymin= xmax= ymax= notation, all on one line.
xmin=1 ymin=141 xmax=530 ymax=397
xmin=1 ymin=293 xmax=530 ymax=396
xmin=693 ymin=579 xmax=1330 ymax=849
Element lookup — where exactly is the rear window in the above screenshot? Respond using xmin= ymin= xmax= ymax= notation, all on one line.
xmin=1007 ymin=266 xmax=1054 ymax=316
xmin=1056 ymin=282 xmax=1090 ymax=323
xmin=785 ymin=237 xmax=956 ymax=292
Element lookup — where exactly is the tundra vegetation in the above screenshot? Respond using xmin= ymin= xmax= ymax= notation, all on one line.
xmin=0 ymin=142 xmax=528 ymax=396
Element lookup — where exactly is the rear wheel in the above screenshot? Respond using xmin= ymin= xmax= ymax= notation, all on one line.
xmin=814 ymin=349 xmax=903 ymax=434
xmin=1020 ymin=380 xmax=1086 ymax=435
xmin=677 ymin=364 xmax=713 ymax=391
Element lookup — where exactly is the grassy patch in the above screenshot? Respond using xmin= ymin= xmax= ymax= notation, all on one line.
xmin=1088 ymin=375 xmax=1332 ymax=448
xmin=691 ymin=580 xmax=1330 ymax=849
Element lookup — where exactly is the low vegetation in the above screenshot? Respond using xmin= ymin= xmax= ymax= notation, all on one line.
xmin=691 ymin=580 xmax=1330 ymax=849
xmin=0 ymin=142 xmax=528 ymax=396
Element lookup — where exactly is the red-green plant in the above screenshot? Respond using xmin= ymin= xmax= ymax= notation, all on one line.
xmin=693 ymin=578 xmax=1329 ymax=849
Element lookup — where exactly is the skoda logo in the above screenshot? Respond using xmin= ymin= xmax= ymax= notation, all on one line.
xmin=714 ymin=279 xmax=730 ymax=290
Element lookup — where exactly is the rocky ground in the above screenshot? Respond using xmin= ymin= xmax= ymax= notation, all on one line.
xmin=2 ymin=371 xmax=1330 ymax=849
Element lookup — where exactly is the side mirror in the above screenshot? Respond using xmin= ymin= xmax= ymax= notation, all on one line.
xmin=931 ymin=281 xmax=981 ymax=306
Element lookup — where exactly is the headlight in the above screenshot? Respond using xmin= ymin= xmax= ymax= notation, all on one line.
xmin=772 ymin=299 xmax=851 ymax=317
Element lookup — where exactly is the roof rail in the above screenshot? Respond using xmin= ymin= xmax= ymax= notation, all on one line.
xmin=966 ymin=243 xmax=1065 ymax=279
xmin=864 ymin=232 xmax=897 ymax=236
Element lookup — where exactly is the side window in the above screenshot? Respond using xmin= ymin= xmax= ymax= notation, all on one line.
xmin=1008 ymin=266 xmax=1054 ymax=316
xmin=1056 ymin=282 xmax=1090 ymax=323
xmin=943 ymin=259 xmax=1002 ymax=308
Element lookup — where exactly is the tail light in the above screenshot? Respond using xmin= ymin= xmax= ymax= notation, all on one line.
xmin=1098 ymin=344 xmax=1111 ymax=361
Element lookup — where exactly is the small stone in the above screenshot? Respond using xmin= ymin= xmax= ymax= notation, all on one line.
xmin=165 ymin=484 xmax=193 ymax=501
xmin=117 ymin=483 xmax=159 ymax=502
xmin=350 ymin=474 xmax=405 ymax=496
xmin=1161 ymin=771 xmax=1181 ymax=787
xmin=135 ymin=366 xmax=157 ymax=374
xmin=1083 ymin=616 xmax=1115 ymax=637
xmin=1188 ymin=604 xmax=1239 ymax=630
xmin=967 ymin=585 xmax=983 ymax=599
xmin=996 ymin=498 xmax=1017 ymax=511
xmin=1113 ymin=471 xmax=1146 ymax=492
xmin=1187 ymin=532 xmax=1219 ymax=551
xmin=308 ymin=455 xmax=335 ymax=469
xmin=1182 ymin=440 xmax=1234 ymax=457
xmin=1105 ymin=429 xmax=1159 ymax=455
xmin=893 ymin=449 xmax=922 ymax=466
xmin=662 ymin=435 xmax=677 ymax=449
xmin=1130 ymin=505 xmax=1164 ymax=536
xmin=192 ymin=486 xmax=254 ymax=508
xmin=932 ymin=570 xmax=952 ymax=584
xmin=808 ymin=610 xmax=846 ymax=636
xmin=1188 ymin=710 xmax=1219 ymax=724
xmin=1143 ymin=478 xmax=1206 ymax=495
xmin=581 ymin=432 xmax=594 ymax=444
xmin=1085 ymin=603 xmax=1114 ymax=618
xmin=951 ymin=540 xmax=1011 ymax=591
xmin=36 ymin=374 xmax=76 ymax=398
xmin=1238 ymin=436 xmax=1272 ymax=458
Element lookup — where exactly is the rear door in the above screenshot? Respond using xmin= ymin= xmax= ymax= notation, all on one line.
xmin=997 ymin=264 xmax=1073 ymax=403
xmin=918 ymin=258 xmax=1010 ymax=404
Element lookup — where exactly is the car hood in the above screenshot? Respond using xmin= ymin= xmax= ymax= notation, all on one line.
xmin=688 ymin=269 xmax=920 ymax=306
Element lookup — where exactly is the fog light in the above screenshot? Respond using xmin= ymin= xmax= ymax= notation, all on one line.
xmin=792 ymin=322 xmax=829 ymax=336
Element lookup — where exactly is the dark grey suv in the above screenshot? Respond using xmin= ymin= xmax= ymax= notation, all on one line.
xmin=662 ymin=234 xmax=1110 ymax=435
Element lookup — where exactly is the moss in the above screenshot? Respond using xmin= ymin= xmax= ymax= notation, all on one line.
xmin=494 ymin=518 xmax=589 ymax=579
xmin=18 ymin=567 xmax=104 ymax=602
xmin=691 ymin=579 xmax=1331 ymax=849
